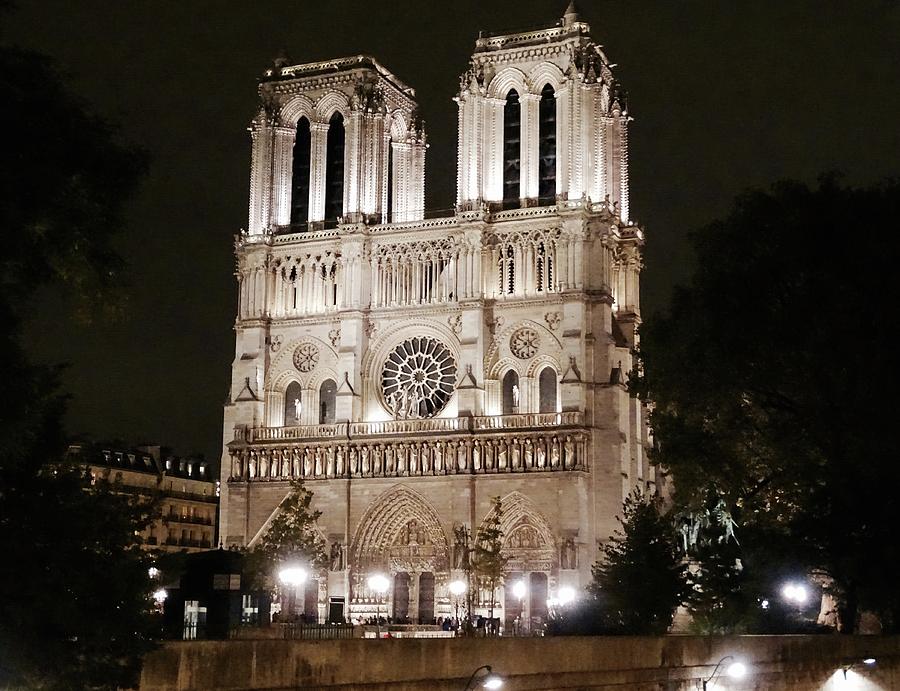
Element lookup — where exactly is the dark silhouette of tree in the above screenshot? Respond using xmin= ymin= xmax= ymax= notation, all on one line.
xmin=586 ymin=490 xmax=688 ymax=634
xmin=632 ymin=176 xmax=900 ymax=632
xmin=0 ymin=17 xmax=153 ymax=688
xmin=471 ymin=496 xmax=509 ymax=627
xmin=245 ymin=480 xmax=328 ymax=584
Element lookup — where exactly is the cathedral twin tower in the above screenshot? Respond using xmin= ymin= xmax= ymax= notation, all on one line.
xmin=222 ymin=3 xmax=651 ymax=627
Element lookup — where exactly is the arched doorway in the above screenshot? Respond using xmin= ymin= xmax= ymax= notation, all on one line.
xmin=502 ymin=370 xmax=519 ymax=414
xmin=284 ymin=382 xmax=302 ymax=425
xmin=349 ymin=485 xmax=450 ymax=623
xmin=319 ymin=378 xmax=336 ymax=424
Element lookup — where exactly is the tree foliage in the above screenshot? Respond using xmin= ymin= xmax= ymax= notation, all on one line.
xmin=471 ymin=497 xmax=509 ymax=623
xmin=0 ymin=21 xmax=154 ymax=688
xmin=633 ymin=176 xmax=900 ymax=632
xmin=587 ymin=490 xmax=688 ymax=634
xmin=245 ymin=480 xmax=328 ymax=590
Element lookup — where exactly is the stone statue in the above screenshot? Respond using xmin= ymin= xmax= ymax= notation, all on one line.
xmin=335 ymin=446 xmax=345 ymax=476
xmin=293 ymin=397 xmax=302 ymax=422
xmin=536 ymin=441 xmax=546 ymax=469
xmin=409 ymin=443 xmax=419 ymax=474
xmin=512 ymin=384 xmax=520 ymax=408
xmin=433 ymin=441 xmax=443 ymax=473
xmin=330 ymin=541 xmax=344 ymax=571
xmin=472 ymin=441 xmax=481 ymax=471
xmin=564 ymin=436 xmax=575 ymax=468
xmin=360 ymin=445 xmax=370 ymax=475
xmin=551 ymin=437 xmax=561 ymax=468
xmin=561 ymin=538 xmax=577 ymax=569
xmin=385 ymin=444 xmax=395 ymax=474
xmin=373 ymin=444 xmax=383 ymax=475
xmin=326 ymin=446 xmax=335 ymax=477
xmin=259 ymin=451 xmax=269 ymax=478
xmin=292 ymin=448 xmax=301 ymax=477
xmin=314 ymin=447 xmax=323 ymax=476
xmin=281 ymin=448 xmax=291 ymax=477
xmin=303 ymin=448 xmax=312 ymax=477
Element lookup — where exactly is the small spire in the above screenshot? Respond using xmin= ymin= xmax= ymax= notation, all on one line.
xmin=563 ymin=0 xmax=579 ymax=26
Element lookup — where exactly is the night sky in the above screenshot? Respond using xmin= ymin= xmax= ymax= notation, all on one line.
xmin=7 ymin=1 xmax=899 ymax=464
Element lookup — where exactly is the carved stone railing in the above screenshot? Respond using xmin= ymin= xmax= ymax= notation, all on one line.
xmin=227 ymin=429 xmax=588 ymax=483
xmin=242 ymin=412 xmax=584 ymax=443
xmin=472 ymin=412 xmax=581 ymax=430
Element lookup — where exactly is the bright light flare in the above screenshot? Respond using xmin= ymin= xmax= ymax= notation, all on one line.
xmin=726 ymin=661 xmax=747 ymax=679
xmin=781 ymin=582 xmax=808 ymax=604
xmin=278 ymin=565 xmax=308 ymax=586
xmin=862 ymin=657 xmax=876 ymax=665
xmin=558 ymin=586 xmax=576 ymax=605
xmin=148 ymin=567 xmax=160 ymax=579
xmin=449 ymin=579 xmax=467 ymax=596
xmin=153 ymin=588 xmax=168 ymax=604
xmin=512 ymin=580 xmax=527 ymax=599
xmin=483 ymin=674 xmax=504 ymax=689
xmin=368 ymin=573 xmax=390 ymax=594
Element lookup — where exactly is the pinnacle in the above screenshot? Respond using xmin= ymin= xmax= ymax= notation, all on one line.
xmin=563 ymin=1 xmax=580 ymax=26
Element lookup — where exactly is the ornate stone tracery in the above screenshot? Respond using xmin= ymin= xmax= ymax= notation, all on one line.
xmin=510 ymin=327 xmax=540 ymax=359
xmin=293 ymin=342 xmax=319 ymax=372
xmin=381 ymin=337 xmax=456 ymax=419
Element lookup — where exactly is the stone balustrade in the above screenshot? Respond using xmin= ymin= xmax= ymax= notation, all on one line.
xmin=228 ymin=428 xmax=588 ymax=482
xmin=242 ymin=412 xmax=583 ymax=443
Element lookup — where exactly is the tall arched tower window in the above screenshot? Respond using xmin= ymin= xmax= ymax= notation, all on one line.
xmin=324 ymin=112 xmax=345 ymax=226
xmin=386 ymin=142 xmax=394 ymax=223
xmin=502 ymin=370 xmax=520 ymax=414
xmin=503 ymin=90 xmax=521 ymax=208
xmin=319 ymin=379 xmax=337 ymax=424
xmin=290 ymin=117 xmax=311 ymax=225
xmin=284 ymin=382 xmax=303 ymax=426
xmin=538 ymin=84 xmax=556 ymax=203
xmin=538 ymin=366 xmax=558 ymax=413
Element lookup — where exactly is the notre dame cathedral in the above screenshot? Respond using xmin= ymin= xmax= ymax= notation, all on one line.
xmin=221 ymin=2 xmax=653 ymax=628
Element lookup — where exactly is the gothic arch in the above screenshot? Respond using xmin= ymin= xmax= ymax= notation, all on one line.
xmin=362 ymin=320 xmax=461 ymax=420
xmin=350 ymin=484 xmax=450 ymax=573
xmin=486 ymin=67 xmax=528 ymax=99
xmin=481 ymin=491 xmax=556 ymax=568
xmin=484 ymin=318 xmax=562 ymax=377
xmin=527 ymin=62 xmax=566 ymax=94
xmin=388 ymin=109 xmax=408 ymax=141
xmin=279 ymin=94 xmax=315 ymax=127
xmin=315 ymin=91 xmax=351 ymax=122
xmin=525 ymin=353 xmax=561 ymax=378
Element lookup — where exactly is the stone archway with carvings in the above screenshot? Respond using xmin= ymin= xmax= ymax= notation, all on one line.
xmin=482 ymin=491 xmax=557 ymax=572
xmin=350 ymin=485 xmax=450 ymax=622
xmin=351 ymin=484 xmax=450 ymax=574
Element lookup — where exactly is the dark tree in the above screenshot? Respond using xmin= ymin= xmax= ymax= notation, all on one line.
xmin=0 ymin=23 xmax=153 ymax=689
xmin=633 ymin=176 xmax=900 ymax=632
xmin=470 ymin=496 xmax=509 ymax=626
xmin=588 ymin=490 xmax=688 ymax=634
xmin=245 ymin=480 xmax=328 ymax=590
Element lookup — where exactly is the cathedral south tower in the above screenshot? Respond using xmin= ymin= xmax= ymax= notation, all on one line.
xmin=221 ymin=3 xmax=652 ymax=628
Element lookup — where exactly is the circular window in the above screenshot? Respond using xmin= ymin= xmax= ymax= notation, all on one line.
xmin=293 ymin=342 xmax=319 ymax=373
xmin=381 ymin=337 xmax=456 ymax=419
xmin=510 ymin=328 xmax=540 ymax=359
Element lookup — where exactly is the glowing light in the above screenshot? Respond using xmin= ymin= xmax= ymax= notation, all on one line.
xmin=781 ymin=582 xmax=808 ymax=604
xmin=558 ymin=586 xmax=576 ymax=605
xmin=863 ymin=657 xmax=876 ymax=665
xmin=153 ymin=588 xmax=168 ymax=604
xmin=726 ymin=661 xmax=747 ymax=679
xmin=761 ymin=599 xmax=770 ymax=609
xmin=278 ymin=565 xmax=308 ymax=586
xmin=483 ymin=674 xmax=504 ymax=689
xmin=449 ymin=579 xmax=467 ymax=596
xmin=512 ymin=580 xmax=527 ymax=600
xmin=148 ymin=567 xmax=160 ymax=579
xmin=368 ymin=573 xmax=390 ymax=594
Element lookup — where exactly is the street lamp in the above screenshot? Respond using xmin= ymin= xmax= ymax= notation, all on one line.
xmin=701 ymin=655 xmax=747 ymax=690
xmin=512 ymin=580 xmax=527 ymax=635
xmin=781 ymin=582 xmax=808 ymax=605
xmin=464 ymin=664 xmax=504 ymax=690
xmin=368 ymin=573 xmax=390 ymax=638
xmin=449 ymin=579 xmax=467 ymax=632
xmin=557 ymin=586 xmax=576 ymax=606
xmin=278 ymin=564 xmax=308 ymax=620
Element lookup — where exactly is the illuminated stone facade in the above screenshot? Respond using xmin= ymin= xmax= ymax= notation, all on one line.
xmin=221 ymin=3 xmax=653 ymax=628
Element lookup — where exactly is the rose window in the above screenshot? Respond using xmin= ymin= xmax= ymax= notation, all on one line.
xmin=510 ymin=328 xmax=540 ymax=359
xmin=293 ymin=342 xmax=319 ymax=373
xmin=381 ymin=337 xmax=456 ymax=419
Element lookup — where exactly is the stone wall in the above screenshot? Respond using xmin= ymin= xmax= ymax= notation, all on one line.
xmin=139 ymin=635 xmax=900 ymax=690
